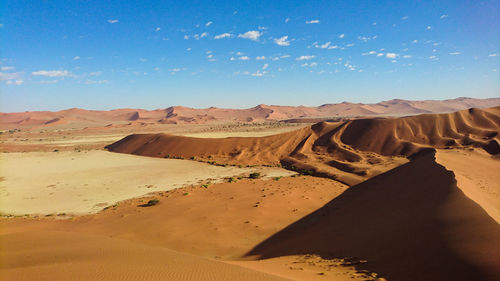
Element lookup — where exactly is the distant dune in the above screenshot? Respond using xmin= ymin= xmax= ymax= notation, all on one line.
xmin=107 ymin=106 xmax=500 ymax=185
xmin=2 ymin=97 xmax=500 ymax=129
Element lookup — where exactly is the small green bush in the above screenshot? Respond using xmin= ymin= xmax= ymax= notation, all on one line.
xmin=249 ymin=172 xmax=261 ymax=179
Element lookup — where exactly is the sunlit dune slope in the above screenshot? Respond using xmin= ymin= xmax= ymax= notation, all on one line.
xmin=245 ymin=150 xmax=500 ymax=281
xmin=107 ymin=106 xmax=500 ymax=185
xmin=0 ymin=231 xmax=291 ymax=281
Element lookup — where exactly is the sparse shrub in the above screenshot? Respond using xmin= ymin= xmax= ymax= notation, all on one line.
xmin=273 ymin=176 xmax=282 ymax=181
xmin=201 ymin=184 xmax=209 ymax=188
xmin=53 ymin=149 xmax=59 ymax=152
xmin=249 ymin=172 xmax=261 ymax=179
xmin=227 ymin=177 xmax=236 ymax=183
xmin=145 ymin=199 xmax=160 ymax=206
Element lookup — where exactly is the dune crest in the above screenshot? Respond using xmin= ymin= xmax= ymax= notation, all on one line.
xmin=107 ymin=107 xmax=500 ymax=185
xmin=246 ymin=150 xmax=500 ymax=281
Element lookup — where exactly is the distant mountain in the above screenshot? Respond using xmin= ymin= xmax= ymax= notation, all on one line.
xmin=1 ymin=97 xmax=499 ymax=129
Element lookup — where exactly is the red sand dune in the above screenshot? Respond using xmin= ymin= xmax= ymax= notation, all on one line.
xmin=245 ymin=151 xmax=500 ymax=281
xmin=106 ymin=106 xmax=500 ymax=185
xmin=2 ymin=97 xmax=499 ymax=129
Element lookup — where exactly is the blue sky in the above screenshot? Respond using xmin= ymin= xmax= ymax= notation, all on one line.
xmin=1 ymin=0 xmax=499 ymax=112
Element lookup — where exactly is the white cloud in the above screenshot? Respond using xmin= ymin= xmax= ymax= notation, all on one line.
xmin=39 ymin=80 xmax=58 ymax=84
xmin=296 ymin=55 xmax=315 ymax=61
xmin=85 ymin=80 xmax=108 ymax=84
xmin=262 ymin=63 xmax=269 ymax=70
xmin=412 ymin=40 xmax=418 ymax=44
xmin=1 ymin=66 xmax=14 ymax=71
xmin=440 ymin=14 xmax=449 ymax=19
xmin=429 ymin=55 xmax=438 ymax=60
xmin=238 ymin=30 xmax=262 ymax=41
xmin=139 ymin=58 xmax=147 ymax=62
xmin=258 ymin=26 xmax=268 ymax=30
xmin=358 ymin=35 xmax=377 ymax=42
xmin=206 ymin=21 xmax=213 ymax=27
xmin=362 ymin=51 xmax=377 ymax=55
xmin=489 ymin=53 xmax=499 ymax=57
xmin=251 ymin=70 xmax=268 ymax=77
xmin=238 ymin=56 xmax=250 ymax=60
xmin=32 ymin=70 xmax=73 ymax=77
xmin=285 ymin=18 xmax=290 ymax=23
xmin=184 ymin=35 xmax=189 ymax=40
xmin=386 ymin=53 xmax=398 ymax=59
xmin=89 ymin=71 xmax=102 ymax=76
xmin=280 ymin=55 xmax=290 ymax=59
xmin=214 ymin=33 xmax=232 ymax=39
xmin=339 ymin=34 xmax=345 ymax=39
xmin=377 ymin=53 xmax=384 ymax=57
xmin=314 ymin=41 xmax=331 ymax=49
xmin=401 ymin=16 xmax=409 ymax=20
xmin=403 ymin=55 xmax=412 ymax=58
xmin=256 ymin=56 xmax=266 ymax=60
xmin=0 ymin=72 xmax=22 ymax=81
xmin=305 ymin=19 xmax=319 ymax=24
xmin=6 ymin=79 xmax=23 ymax=85
xmin=186 ymin=48 xmax=191 ymax=51
xmin=427 ymin=26 xmax=432 ymax=30
xmin=449 ymin=52 xmax=461 ymax=55
xmin=107 ymin=19 xmax=119 ymax=24
xmin=155 ymin=27 xmax=161 ymax=32
xmin=274 ymin=35 xmax=290 ymax=46
xmin=73 ymin=56 xmax=80 ymax=60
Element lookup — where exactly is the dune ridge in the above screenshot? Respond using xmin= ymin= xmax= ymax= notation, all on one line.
xmin=107 ymin=106 xmax=500 ymax=185
xmin=2 ymin=97 xmax=500 ymax=129
xmin=246 ymin=150 xmax=500 ymax=281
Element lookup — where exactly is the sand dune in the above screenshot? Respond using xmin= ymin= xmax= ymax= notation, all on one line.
xmin=0 ymin=230 xmax=292 ymax=281
xmin=2 ymin=97 xmax=499 ymax=129
xmin=245 ymin=151 xmax=500 ymax=281
xmin=107 ymin=106 xmax=500 ymax=185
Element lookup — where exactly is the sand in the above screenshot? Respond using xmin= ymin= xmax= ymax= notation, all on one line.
xmin=0 ymin=230 xmax=292 ymax=281
xmin=0 ymin=150 xmax=295 ymax=215
xmin=1 ymin=106 xmax=499 ymax=281
xmin=436 ymin=149 xmax=500 ymax=223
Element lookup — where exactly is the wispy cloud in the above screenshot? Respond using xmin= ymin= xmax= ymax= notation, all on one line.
xmin=214 ymin=33 xmax=232 ymax=39
xmin=362 ymin=51 xmax=377 ymax=55
xmin=205 ymin=21 xmax=213 ymax=27
xmin=440 ymin=14 xmax=449 ymax=19
xmin=32 ymin=70 xmax=73 ymax=77
xmin=238 ymin=30 xmax=262 ymax=41
xmin=107 ymin=19 xmax=119 ymax=24
xmin=262 ymin=63 xmax=269 ymax=70
xmin=305 ymin=19 xmax=319 ymax=24
xmin=296 ymin=55 xmax=315 ymax=61
xmin=401 ymin=16 xmax=409 ymax=20
xmin=386 ymin=53 xmax=398 ymax=59
xmin=274 ymin=36 xmax=290 ymax=46
xmin=238 ymin=56 xmax=250 ymax=60
xmin=155 ymin=27 xmax=161 ymax=32
xmin=73 ymin=56 xmax=80 ymax=60
xmin=1 ymin=66 xmax=14 ymax=71
xmin=427 ymin=26 xmax=432 ymax=30
xmin=6 ymin=79 xmax=23 ymax=85
xmin=339 ymin=34 xmax=345 ymax=39
xmin=84 ymin=79 xmax=108 ymax=84
xmin=489 ymin=53 xmax=499 ymax=57
xmin=449 ymin=52 xmax=461 ymax=55
xmin=285 ymin=18 xmax=290 ymax=23
xmin=256 ymin=56 xmax=266 ymax=60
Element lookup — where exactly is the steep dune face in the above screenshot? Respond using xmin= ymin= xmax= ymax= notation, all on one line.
xmin=245 ymin=151 xmax=500 ymax=281
xmin=107 ymin=107 xmax=500 ymax=185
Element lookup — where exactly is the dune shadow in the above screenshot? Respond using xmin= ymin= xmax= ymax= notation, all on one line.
xmin=245 ymin=150 xmax=500 ymax=281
